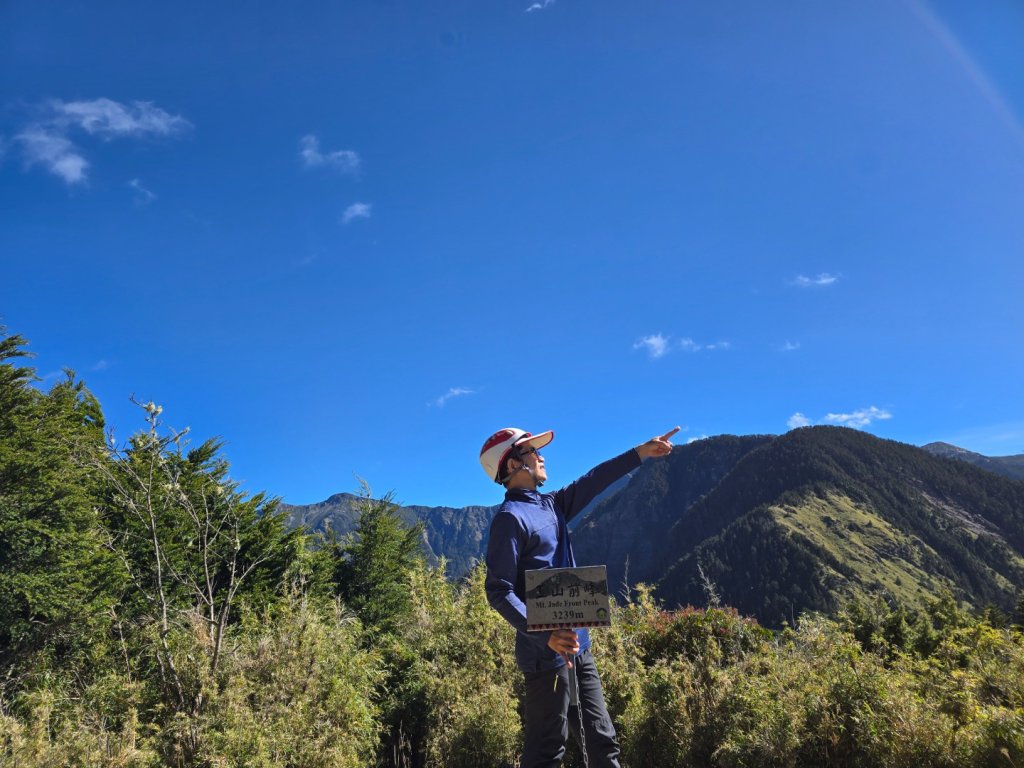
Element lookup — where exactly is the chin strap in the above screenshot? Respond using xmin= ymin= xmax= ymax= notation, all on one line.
xmin=504 ymin=455 xmax=544 ymax=487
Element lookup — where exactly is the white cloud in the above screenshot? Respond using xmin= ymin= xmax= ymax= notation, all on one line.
xmin=779 ymin=341 xmax=801 ymax=352
xmin=687 ymin=435 xmax=709 ymax=444
xmin=825 ymin=406 xmax=892 ymax=429
xmin=342 ymin=202 xmax=372 ymax=224
xmin=17 ymin=127 xmax=89 ymax=184
xmin=89 ymin=360 xmax=109 ymax=372
xmin=636 ymin=334 xmax=730 ymax=359
xmin=789 ymin=405 xmax=892 ymax=430
xmin=787 ymin=412 xmax=811 ymax=429
xmin=299 ymin=134 xmax=360 ymax=174
xmin=128 ymin=178 xmax=156 ymax=205
xmin=55 ymin=98 xmax=190 ymax=138
xmin=433 ymin=387 xmax=475 ymax=408
xmin=793 ymin=273 xmax=840 ymax=287
xmin=634 ymin=333 xmax=670 ymax=359
xmin=15 ymin=98 xmax=189 ymax=185
xmin=526 ymin=0 xmax=556 ymax=11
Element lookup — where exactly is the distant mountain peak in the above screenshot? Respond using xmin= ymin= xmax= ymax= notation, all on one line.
xmin=922 ymin=442 xmax=1024 ymax=481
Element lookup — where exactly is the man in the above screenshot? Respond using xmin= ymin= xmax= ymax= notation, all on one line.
xmin=481 ymin=425 xmax=679 ymax=768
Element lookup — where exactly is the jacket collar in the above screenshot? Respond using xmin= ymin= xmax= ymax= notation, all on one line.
xmin=504 ymin=486 xmax=541 ymax=503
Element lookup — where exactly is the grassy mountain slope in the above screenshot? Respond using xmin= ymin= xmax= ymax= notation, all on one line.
xmin=575 ymin=426 xmax=1024 ymax=626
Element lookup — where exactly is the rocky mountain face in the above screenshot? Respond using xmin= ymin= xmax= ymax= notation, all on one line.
xmin=282 ymin=428 xmax=1024 ymax=627
xmin=279 ymin=493 xmax=496 ymax=577
xmin=922 ymin=441 xmax=1024 ymax=481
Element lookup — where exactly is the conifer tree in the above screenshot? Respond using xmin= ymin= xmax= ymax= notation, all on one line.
xmin=332 ymin=487 xmax=425 ymax=637
xmin=0 ymin=331 xmax=120 ymax=686
xmin=95 ymin=399 xmax=308 ymax=713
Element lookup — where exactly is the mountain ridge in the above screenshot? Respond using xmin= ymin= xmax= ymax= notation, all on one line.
xmin=281 ymin=428 xmax=1024 ymax=626
xmin=572 ymin=427 xmax=1024 ymax=625
xmin=922 ymin=441 xmax=1024 ymax=481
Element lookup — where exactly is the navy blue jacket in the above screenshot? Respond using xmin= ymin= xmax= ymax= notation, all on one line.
xmin=484 ymin=449 xmax=642 ymax=673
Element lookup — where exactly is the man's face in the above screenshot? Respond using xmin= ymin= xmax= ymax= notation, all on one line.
xmin=517 ymin=445 xmax=547 ymax=486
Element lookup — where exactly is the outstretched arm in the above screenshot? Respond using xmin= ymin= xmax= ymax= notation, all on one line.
xmin=555 ymin=426 xmax=681 ymax=521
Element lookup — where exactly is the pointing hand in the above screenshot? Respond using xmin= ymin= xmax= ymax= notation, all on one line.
xmin=635 ymin=426 xmax=681 ymax=460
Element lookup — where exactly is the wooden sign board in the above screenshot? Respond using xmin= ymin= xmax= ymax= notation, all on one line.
xmin=524 ymin=565 xmax=611 ymax=631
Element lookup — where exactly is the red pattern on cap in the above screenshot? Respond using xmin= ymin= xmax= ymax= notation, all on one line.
xmin=481 ymin=429 xmax=517 ymax=455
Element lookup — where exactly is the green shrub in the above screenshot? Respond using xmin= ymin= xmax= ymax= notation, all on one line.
xmin=405 ymin=563 xmax=521 ymax=768
xmin=0 ymin=675 xmax=156 ymax=768
xmin=195 ymin=594 xmax=381 ymax=768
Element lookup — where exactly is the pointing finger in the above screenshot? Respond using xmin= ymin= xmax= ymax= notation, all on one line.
xmin=660 ymin=426 xmax=681 ymax=441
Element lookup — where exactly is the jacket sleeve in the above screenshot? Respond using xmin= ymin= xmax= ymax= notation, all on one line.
xmin=484 ymin=510 xmax=551 ymax=648
xmin=553 ymin=448 xmax=642 ymax=522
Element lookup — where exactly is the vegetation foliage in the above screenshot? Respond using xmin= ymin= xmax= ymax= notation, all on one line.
xmin=2 ymin=330 xmax=1023 ymax=767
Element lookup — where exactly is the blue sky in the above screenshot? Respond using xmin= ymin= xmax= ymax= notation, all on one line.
xmin=2 ymin=0 xmax=1023 ymax=508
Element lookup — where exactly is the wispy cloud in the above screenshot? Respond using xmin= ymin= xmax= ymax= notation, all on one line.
xmin=15 ymin=98 xmax=189 ymax=185
xmin=17 ymin=127 xmax=88 ymax=184
xmin=635 ymin=334 xmax=731 ymax=359
xmin=432 ymin=387 xmax=475 ymax=408
xmin=299 ymin=134 xmax=361 ymax=175
xmin=128 ymin=178 xmax=156 ymax=205
xmin=342 ymin=202 xmax=372 ymax=224
xmin=687 ymin=435 xmax=709 ymax=444
xmin=825 ymin=406 xmax=893 ymax=428
xmin=526 ymin=0 xmax=556 ymax=11
xmin=792 ymin=273 xmax=840 ymax=287
xmin=89 ymin=359 xmax=109 ymax=372
xmin=55 ymin=98 xmax=190 ymax=138
xmin=788 ymin=405 xmax=892 ymax=431
xmin=634 ymin=333 xmax=670 ymax=359
xmin=681 ymin=338 xmax=730 ymax=352
xmin=779 ymin=341 xmax=801 ymax=352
